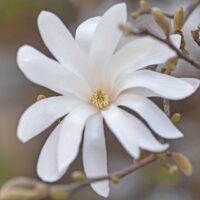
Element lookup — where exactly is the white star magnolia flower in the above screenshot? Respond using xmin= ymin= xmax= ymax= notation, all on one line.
xmin=17 ymin=3 xmax=199 ymax=198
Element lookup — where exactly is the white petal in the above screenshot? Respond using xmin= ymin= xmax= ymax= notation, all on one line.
xmin=122 ymin=87 xmax=158 ymax=98
xmin=115 ymin=94 xmax=183 ymax=139
xmin=113 ymin=70 xmax=198 ymax=100
xmin=106 ymin=34 xmax=181 ymax=87
xmin=122 ymin=110 xmax=169 ymax=152
xmin=83 ymin=114 xmax=109 ymax=197
xmin=121 ymin=78 xmax=200 ymax=98
xmin=58 ymin=105 xmax=97 ymax=172
xmin=37 ymin=11 xmax=88 ymax=79
xmin=106 ymin=35 xmax=181 ymax=92
xmin=17 ymin=95 xmax=83 ymax=143
xmin=89 ymin=3 xmax=127 ymax=68
xmin=75 ymin=17 xmax=101 ymax=54
xmin=181 ymin=78 xmax=200 ymax=92
xmin=37 ymin=120 xmax=67 ymax=182
xmin=17 ymin=45 xmax=90 ymax=99
xmin=102 ymin=105 xmax=140 ymax=159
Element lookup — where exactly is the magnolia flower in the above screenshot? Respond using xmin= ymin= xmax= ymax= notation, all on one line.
xmin=17 ymin=3 xmax=199 ymax=197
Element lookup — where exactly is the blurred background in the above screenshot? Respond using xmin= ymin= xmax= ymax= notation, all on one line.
xmin=0 ymin=0 xmax=200 ymax=199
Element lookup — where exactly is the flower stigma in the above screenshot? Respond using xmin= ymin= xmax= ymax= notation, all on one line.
xmin=90 ymin=89 xmax=110 ymax=110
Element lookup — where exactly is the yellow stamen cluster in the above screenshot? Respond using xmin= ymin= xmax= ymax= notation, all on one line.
xmin=90 ymin=89 xmax=110 ymax=110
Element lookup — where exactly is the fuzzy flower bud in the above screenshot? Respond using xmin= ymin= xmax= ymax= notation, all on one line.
xmin=50 ymin=187 xmax=69 ymax=200
xmin=71 ymin=171 xmax=86 ymax=182
xmin=111 ymin=176 xmax=120 ymax=184
xmin=173 ymin=7 xmax=184 ymax=33
xmin=139 ymin=0 xmax=149 ymax=12
xmin=172 ymin=152 xmax=193 ymax=176
xmin=131 ymin=11 xmax=140 ymax=19
xmin=164 ymin=57 xmax=178 ymax=74
xmin=171 ymin=113 xmax=181 ymax=124
xmin=118 ymin=23 xmax=132 ymax=36
xmin=0 ymin=177 xmax=48 ymax=200
xmin=151 ymin=7 xmax=171 ymax=37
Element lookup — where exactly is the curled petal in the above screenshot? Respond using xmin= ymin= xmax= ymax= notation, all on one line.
xmin=102 ymin=105 xmax=140 ymax=159
xmin=75 ymin=17 xmax=101 ymax=54
xmin=122 ymin=110 xmax=169 ymax=152
xmin=17 ymin=95 xmax=83 ymax=143
xmin=113 ymin=70 xmax=199 ymax=100
xmin=57 ymin=105 xmax=97 ymax=172
xmin=115 ymin=94 xmax=183 ymax=139
xmin=17 ymin=45 xmax=90 ymax=99
xmin=37 ymin=11 xmax=89 ymax=79
xmin=37 ymin=120 xmax=67 ymax=182
xmin=90 ymin=3 xmax=127 ymax=68
xmin=106 ymin=34 xmax=181 ymax=88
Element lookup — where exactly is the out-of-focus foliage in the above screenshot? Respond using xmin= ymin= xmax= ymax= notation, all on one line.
xmin=0 ymin=0 xmax=74 ymax=15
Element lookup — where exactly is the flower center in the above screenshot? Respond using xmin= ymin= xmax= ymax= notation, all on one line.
xmin=90 ymin=89 xmax=110 ymax=110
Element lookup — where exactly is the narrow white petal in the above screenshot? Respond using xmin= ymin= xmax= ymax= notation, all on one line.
xmin=75 ymin=17 xmax=101 ymax=54
xmin=37 ymin=120 xmax=67 ymax=182
xmin=17 ymin=95 xmax=83 ymax=143
xmin=120 ymin=78 xmax=200 ymax=98
xmin=114 ymin=70 xmax=197 ymax=100
xmin=83 ymin=114 xmax=109 ymax=197
xmin=181 ymin=78 xmax=200 ymax=92
xmin=37 ymin=11 xmax=88 ymax=79
xmin=58 ymin=105 xmax=97 ymax=172
xmin=122 ymin=110 xmax=169 ymax=152
xmin=115 ymin=94 xmax=183 ymax=139
xmin=107 ymin=34 xmax=181 ymax=87
xmin=90 ymin=3 xmax=127 ymax=67
xmin=17 ymin=45 xmax=90 ymax=99
xmin=102 ymin=105 xmax=140 ymax=159
xmin=122 ymin=87 xmax=158 ymax=98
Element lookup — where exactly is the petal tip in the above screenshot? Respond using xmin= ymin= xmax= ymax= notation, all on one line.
xmin=170 ymin=34 xmax=182 ymax=48
xmin=115 ymin=2 xmax=127 ymax=15
xmin=37 ymin=166 xmax=57 ymax=183
xmin=57 ymin=160 xmax=66 ymax=173
xmin=91 ymin=182 xmax=110 ymax=198
xmin=157 ymin=143 xmax=169 ymax=152
xmin=191 ymin=79 xmax=200 ymax=92
xmin=17 ymin=120 xmax=30 ymax=143
xmin=17 ymin=130 xmax=28 ymax=143
xmin=106 ymin=2 xmax=127 ymax=16
xmin=134 ymin=149 xmax=141 ymax=160
xmin=170 ymin=132 xmax=184 ymax=139
xmin=100 ymin=189 xmax=110 ymax=198
xmin=163 ymin=143 xmax=170 ymax=150
xmin=17 ymin=45 xmax=33 ymax=67
xmin=38 ymin=10 xmax=51 ymax=19
xmin=37 ymin=10 xmax=55 ymax=26
xmin=115 ymin=2 xmax=127 ymax=9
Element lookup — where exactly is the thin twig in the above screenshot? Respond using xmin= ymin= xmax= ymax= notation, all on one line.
xmin=140 ymin=9 xmax=173 ymax=18
xmin=49 ymin=154 xmax=158 ymax=195
xmin=132 ymin=28 xmax=200 ymax=69
xmin=163 ymin=99 xmax=171 ymax=118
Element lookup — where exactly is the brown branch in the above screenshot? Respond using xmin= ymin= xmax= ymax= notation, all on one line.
xmin=163 ymin=99 xmax=171 ymax=118
xmin=58 ymin=154 xmax=157 ymax=194
xmin=131 ymin=27 xmax=200 ymax=69
xmin=191 ymin=29 xmax=200 ymax=46
xmin=139 ymin=9 xmax=173 ymax=18
xmin=0 ymin=154 xmax=160 ymax=200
